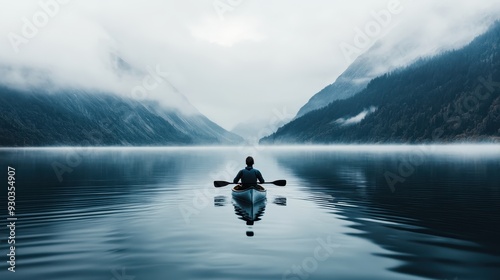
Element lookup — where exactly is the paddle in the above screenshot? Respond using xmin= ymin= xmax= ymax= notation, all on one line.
xmin=213 ymin=180 xmax=287 ymax=188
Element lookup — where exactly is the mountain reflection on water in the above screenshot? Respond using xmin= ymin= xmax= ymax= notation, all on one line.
xmin=0 ymin=146 xmax=498 ymax=280
xmin=272 ymin=147 xmax=500 ymax=279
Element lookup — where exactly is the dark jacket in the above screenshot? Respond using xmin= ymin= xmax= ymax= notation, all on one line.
xmin=233 ymin=166 xmax=264 ymax=187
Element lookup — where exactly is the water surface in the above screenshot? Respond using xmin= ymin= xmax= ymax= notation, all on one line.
xmin=1 ymin=146 xmax=499 ymax=280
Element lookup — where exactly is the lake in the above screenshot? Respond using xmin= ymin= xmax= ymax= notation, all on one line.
xmin=1 ymin=145 xmax=499 ymax=280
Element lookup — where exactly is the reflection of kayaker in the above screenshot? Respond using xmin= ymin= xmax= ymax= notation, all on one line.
xmin=211 ymin=183 xmax=287 ymax=237
xmin=233 ymin=156 xmax=265 ymax=188
xmin=232 ymin=197 xmax=267 ymax=237
xmin=232 ymin=196 xmax=266 ymax=224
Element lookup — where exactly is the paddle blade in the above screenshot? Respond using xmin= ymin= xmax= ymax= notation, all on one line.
xmin=214 ymin=181 xmax=230 ymax=188
xmin=272 ymin=180 xmax=287 ymax=186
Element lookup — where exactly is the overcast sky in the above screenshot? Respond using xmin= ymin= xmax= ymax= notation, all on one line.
xmin=1 ymin=0 xmax=500 ymax=130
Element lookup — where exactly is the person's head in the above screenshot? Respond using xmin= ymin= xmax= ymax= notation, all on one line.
xmin=246 ymin=156 xmax=254 ymax=166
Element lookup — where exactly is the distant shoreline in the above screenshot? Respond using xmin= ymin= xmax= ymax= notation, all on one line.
xmin=1 ymin=143 xmax=499 ymax=150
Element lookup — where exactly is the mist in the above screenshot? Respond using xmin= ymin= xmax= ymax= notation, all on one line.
xmin=1 ymin=0 xmax=499 ymax=129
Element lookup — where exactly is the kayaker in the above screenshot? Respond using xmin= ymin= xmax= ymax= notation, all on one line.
xmin=233 ymin=156 xmax=265 ymax=189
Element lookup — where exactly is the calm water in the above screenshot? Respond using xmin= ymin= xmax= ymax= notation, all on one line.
xmin=1 ymin=146 xmax=500 ymax=280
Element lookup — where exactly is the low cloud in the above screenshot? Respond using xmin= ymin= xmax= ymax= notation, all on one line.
xmin=0 ymin=0 xmax=499 ymax=129
xmin=334 ymin=106 xmax=378 ymax=126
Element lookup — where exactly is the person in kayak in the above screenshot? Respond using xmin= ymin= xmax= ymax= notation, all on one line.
xmin=233 ymin=156 xmax=265 ymax=189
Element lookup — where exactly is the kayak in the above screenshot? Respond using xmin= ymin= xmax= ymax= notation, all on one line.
xmin=232 ymin=185 xmax=267 ymax=204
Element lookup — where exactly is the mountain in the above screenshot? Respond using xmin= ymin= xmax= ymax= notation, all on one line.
xmin=261 ymin=22 xmax=500 ymax=144
xmin=0 ymin=87 xmax=243 ymax=146
xmin=295 ymin=18 xmax=497 ymax=119
xmin=295 ymin=58 xmax=371 ymax=118
xmin=295 ymin=33 xmax=423 ymax=118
